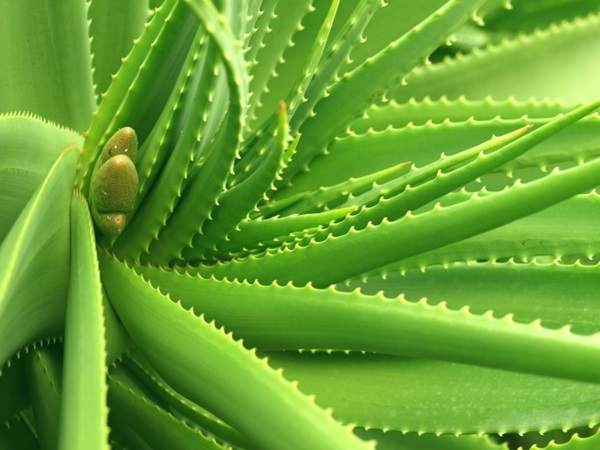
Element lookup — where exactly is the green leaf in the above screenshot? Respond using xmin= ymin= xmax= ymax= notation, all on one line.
xmin=78 ymin=0 xmax=199 ymax=190
xmin=0 ymin=0 xmax=96 ymax=132
xmin=58 ymin=193 xmax=109 ymax=450
xmin=343 ymin=258 xmax=600 ymax=336
xmin=123 ymin=351 xmax=250 ymax=448
xmin=107 ymin=364 xmax=225 ymax=450
xmin=89 ymin=1 xmax=150 ymax=96
xmin=354 ymin=429 xmax=503 ymax=450
xmin=0 ymin=414 xmax=40 ymax=450
xmin=135 ymin=0 xmax=250 ymax=262
xmin=24 ymin=344 xmax=63 ymax=450
xmin=481 ymin=0 xmax=600 ymax=40
xmin=367 ymin=193 xmax=600 ymax=275
xmin=267 ymin=352 xmax=600 ymax=434
xmin=183 ymin=102 xmax=290 ymax=260
xmin=99 ymin=253 xmax=374 ymax=450
xmin=349 ymin=97 xmax=579 ymax=133
xmin=133 ymin=264 xmax=600 ymax=384
xmin=0 ymin=358 xmax=29 ymax=425
xmin=391 ymin=13 xmax=600 ymax=103
xmin=281 ymin=0 xmax=487 ymax=188
xmin=289 ymin=0 xmax=381 ymax=132
xmin=0 ymin=146 xmax=78 ymax=367
xmin=0 ymin=114 xmax=82 ymax=242
xmin=537 ymin=430 xmax=600 ymax=449
xmin=212 ymin=208 xmax=355 ymax=258
xmin=283 ymin=114 xmax=600 ymax=197
xmin=336 ymin=0 xmax=448 ymax=74
xmin=243 ymin=0 xmax=312 ymax=133
xmin=198 ymin=149 xmax=600 ymax=287
xmin=112 ymin=32 xmax=222 ymax=257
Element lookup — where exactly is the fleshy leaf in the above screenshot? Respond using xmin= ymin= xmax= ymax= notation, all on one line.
xmin=355 ymin=429 xmax=503 ymax=450
xmin=343 ymin=258 xmax=600 ymax=336
xmin=24 ymin=344 xmax=63 ymax=450
xmin=89 ymin=1 xmax=150 ymax=96
xmin=134 ymin=264 xmax=600 ymax=384
xmin=107 ymin=364 xmax=226 ymax=450
xmin=99 ymin=253 xmax=374 ymax=450
xmin=280 ymin=0 xmax=487 ymax=187
xmin=0 ymin=114 xmax=82 ymax=241
xmin=58 ymin=193 xmax=109 ymax=450
xmin=123 ymin=351 xmax=250 ymax=448
xmin=0 ymin=414 xmax=39 ymax=450
xmin=267 ymin=351 xmax=600 ymax=434
xmin=78 ymin=0 xmax=199 ymax=190
xmin=0 ymin=0 xmax=96 ymax=132
xmin=0 ymin=146 xmax=77 ymax=367
xmin=0 ymin=358 xmax=29 ymax=426
xmin=391 ymin=13 xmax=600 ymax=102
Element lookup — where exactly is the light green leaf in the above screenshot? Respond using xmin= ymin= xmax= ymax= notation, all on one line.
xmin=197 ymin=148 xmax=600 ymax=288
xmin=267 ymin=352 xmax=600 ymax=434
xmin=343 ymin=258 xmax=600 ymax=336
xmin=89 ymin=1 xmax=150 ymax=96
xmin=354 ymin=429 xmax=503 ymax=450
xmin=58 ymin=193 xmax=109 ymax=450
xmin=281 ymin=0 xmax=487 ymax=188
xmin=100 ymin=253 xmax=374 ymax=450
xmin=536 ymin=430 xmax=600 ymax=449
xmin=367 ymin=193 xmax=600 ymax=276
xmin=78 ymin=0 xmax=199 ymax=190
xmin=0 ymin=146 xmax=77 ymax=367
xmin=0 ymin=1 xmax=96 ymax=132
xmin=391 ymin=13 xmax=600 ymax=103
xmin=123 ymin=351 xmax=250 ymax=448
xmin=0 ymin=114 xmax=82 ymax=242
xmin=133 ymin=264 xmax=600 ymax=384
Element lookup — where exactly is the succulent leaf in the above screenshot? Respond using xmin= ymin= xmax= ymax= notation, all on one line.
xmin=2 ymin=1 xmax=600 ymax=448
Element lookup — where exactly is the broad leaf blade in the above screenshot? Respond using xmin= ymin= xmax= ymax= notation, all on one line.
xmin=391 ymin=13 xmax=600 ymax=103
xmin=0 ymin=146 xmax=77 ymax=367
xmin=267 ymin=352 xmax=600 ymax=434
xmin=0 ymin=1 xmax=96 ymax=132
xmin=0 ymin=114 xmax=82 ymax=241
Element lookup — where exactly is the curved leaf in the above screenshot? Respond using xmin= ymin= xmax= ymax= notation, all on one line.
xmin=100 ymin=253 xmax=373 ymax=450
xmin=267 ymin=352 xmax=600 ymax=434
xmin=133 ymin=264 xmax=600 ymax=384
xmin=58 ymin=193 xmax=109 ymax=450
xmin=0 ymin=146 xmax=77 ymax=367
xmin=0 ymin=114 xmax=82 ymax=241
xmin=24 ymin=344 xmax=63 ymax=450
xmin=0 ymin=0 xmax=96 ymax=132
xmin=280 ymin=0 xmax=487 ymax=188
xmin=391 ymin=13 xmax=600 ymax=103
xmin=78 ymin=0 xmax=199 ymax=190
xmin=89 ymin=1 xmax=150 ymax=96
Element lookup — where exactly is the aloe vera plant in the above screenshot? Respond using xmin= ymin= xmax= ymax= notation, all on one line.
xmin=2 ymin=0 xmax=600 ymax=448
